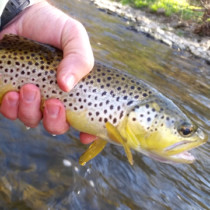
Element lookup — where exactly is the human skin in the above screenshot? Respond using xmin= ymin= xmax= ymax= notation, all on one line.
xmin=0 ymin=0 xmax=96 ymax=143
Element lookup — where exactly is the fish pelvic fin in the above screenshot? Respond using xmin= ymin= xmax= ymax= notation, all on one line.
xmin=105 ymin=122 xmax=133 ymax=165
xmin=79 ymin=139 xmax=107 ymax=166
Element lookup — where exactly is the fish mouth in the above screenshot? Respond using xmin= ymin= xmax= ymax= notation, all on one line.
xmin=162 ymin=141 xmax=203 ymax=163
xmin=146 ymin=149 xmax=195 ymax=164
xmin=148 ymin=139 xmax=206 ymax=164
xmin=168 ymin=151 xmax=195 ymax=163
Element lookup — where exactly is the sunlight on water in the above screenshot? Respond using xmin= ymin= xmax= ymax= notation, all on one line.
xmin=0 ymin=0 xmax=209 ymax=209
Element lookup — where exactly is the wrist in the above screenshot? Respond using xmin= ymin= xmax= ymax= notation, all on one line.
xmin=0 ymin=0 xmax=44 ymax=30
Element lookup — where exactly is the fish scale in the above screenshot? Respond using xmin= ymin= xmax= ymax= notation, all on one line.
xmin=0 ymin=34 xmax=207 ymax=165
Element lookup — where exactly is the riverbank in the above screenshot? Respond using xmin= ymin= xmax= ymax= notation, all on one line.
xmin=90 ymin=0 xmax=210 ymax=63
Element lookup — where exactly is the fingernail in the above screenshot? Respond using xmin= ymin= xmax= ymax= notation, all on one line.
xmin=65 ymin=74 xmax=75 ymax=91
xmin=45 ymin=104 xmax=60 ymax=119
xmin=22 ymin=89 xmax=37 ymax=103
xmin=7 ymin=95 xmax=19 ymax=106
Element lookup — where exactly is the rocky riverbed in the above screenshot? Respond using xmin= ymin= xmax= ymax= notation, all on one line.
xmin=91 ymin=0 xmax=210 ymax=63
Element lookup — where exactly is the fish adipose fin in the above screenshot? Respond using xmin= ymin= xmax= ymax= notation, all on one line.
xmin=79 ymin=139 xmax=107 ymax=166
xmin=106 ymin=122 xmax=133 ymax=165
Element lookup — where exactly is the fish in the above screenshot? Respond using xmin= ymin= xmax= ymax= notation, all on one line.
xmin=0 ymin=34 xmax=207 ymax=165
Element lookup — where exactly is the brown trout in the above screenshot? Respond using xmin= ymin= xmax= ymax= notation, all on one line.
xmin=0 ymin=35 xmax=207 ymax=165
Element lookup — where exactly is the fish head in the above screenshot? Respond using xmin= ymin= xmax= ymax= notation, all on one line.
xmin=124 ymin=96 xmax=207 ymax=163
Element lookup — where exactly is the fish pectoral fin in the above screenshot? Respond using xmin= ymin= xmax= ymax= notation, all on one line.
xmin=105 ymin=122 xmax=133 ymax=165
xmin=126 ymin=124 xmax=140 ymax=148
xmin=79 ymin=139 xmax=107 ymax=166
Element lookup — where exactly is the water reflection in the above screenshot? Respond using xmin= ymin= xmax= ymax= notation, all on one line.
xmin=0 ymin=0 xmax=209 ymax=209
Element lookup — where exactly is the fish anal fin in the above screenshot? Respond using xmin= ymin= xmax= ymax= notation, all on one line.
xmin=79 ymin=139 xmax=107 ymax=166
xmin=105 ymin=122 xmax=133 ymax=165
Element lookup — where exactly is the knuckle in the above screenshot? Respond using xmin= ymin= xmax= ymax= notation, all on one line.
xmin=70 ymin=19 xmax=87 ymax=35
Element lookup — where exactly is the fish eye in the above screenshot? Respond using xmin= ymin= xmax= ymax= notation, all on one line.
xmin=178 ymin=122 xmax=195 ymax=137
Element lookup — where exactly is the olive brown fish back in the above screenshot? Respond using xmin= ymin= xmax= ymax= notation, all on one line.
xmin=0 ymin=34 xmax=155 ymax=138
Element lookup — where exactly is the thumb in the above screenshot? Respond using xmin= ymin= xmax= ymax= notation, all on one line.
xmin=57 ymin=19 xmax=94 ymax=92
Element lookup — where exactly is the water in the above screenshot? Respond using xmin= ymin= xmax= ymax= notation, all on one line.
xmin=0 ymin=0 xmax=209 ymax=209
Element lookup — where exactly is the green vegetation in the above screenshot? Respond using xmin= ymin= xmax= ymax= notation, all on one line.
xmin=120 ymin=0 xmax=204 ymax=21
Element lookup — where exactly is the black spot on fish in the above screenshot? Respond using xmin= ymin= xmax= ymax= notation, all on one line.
xmin=107 ymin=77 xmax=112 ymax=80
xmin=102 ymin=91 xmax=107 ymax=96
xmin=119 ymin=111 xmax=124 ymax=119
xmin=88 ymin=112 xmax=92 ymax=116
xmin=127 ymin=101 xmax=133 ymax=106
xmin=106 ymin=100 xmax=110 ymax=105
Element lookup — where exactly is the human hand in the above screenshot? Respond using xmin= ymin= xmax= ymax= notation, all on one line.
xmin=0 ymin=0 xmax=96 ymax=143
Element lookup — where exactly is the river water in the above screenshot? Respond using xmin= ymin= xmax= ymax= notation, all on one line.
xmin=0 ymin=0 xmax=209 ymax=209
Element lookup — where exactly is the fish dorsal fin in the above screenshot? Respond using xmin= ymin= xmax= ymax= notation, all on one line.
xmin=79 ymin=139 xmax=107 ymax=166
xmin=105 ymin=122 xmax=133 ymax=165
